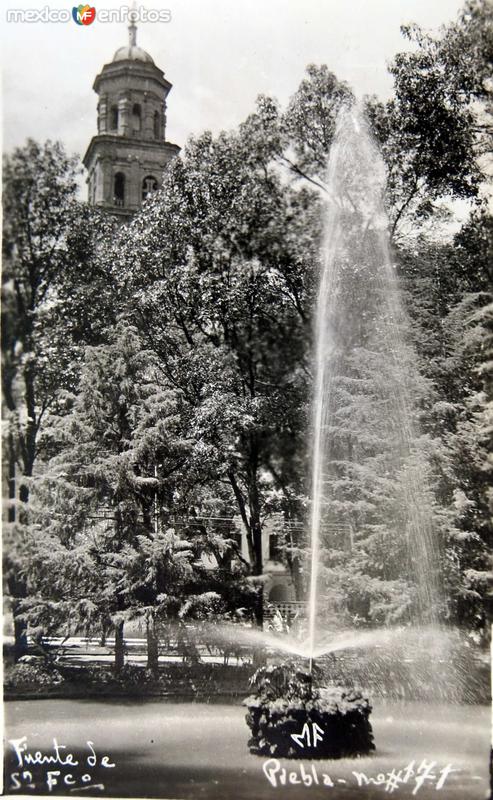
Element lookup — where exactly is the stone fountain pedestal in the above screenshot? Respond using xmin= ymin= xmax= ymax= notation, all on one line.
xmin=245 ymin=664 xmax=374 ymax=759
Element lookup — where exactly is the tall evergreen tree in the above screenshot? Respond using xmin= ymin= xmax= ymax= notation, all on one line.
xmin=2 ymin=139 xmax=113 ymax=658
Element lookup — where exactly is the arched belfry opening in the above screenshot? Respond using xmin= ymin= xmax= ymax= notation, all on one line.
xmin=132 ymin=104 xmax=142 ymax=132
xmin=110 ymin=105 xmax=119 ymax=131
xmin=83 ymin=15 xmax=180 ymax=219
xmin=114 ymin=172 xmax=125 ymax=206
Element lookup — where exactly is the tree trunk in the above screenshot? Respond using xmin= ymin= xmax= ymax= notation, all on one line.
xmin=20 ymin=358 xmax=37 ymax=502
xmin=6 ymin=436 xmax=28 ymax=661
xmin=114 ymin=619 xmax=125 ymax=675
xmin=8 ymin=581 xmax=29 ymax=663
xmin=7 ymin=572 xmax=28 ymax=662
xmin=8 ymin=431 xmax=16 ymax=523
xmin=250 ymin=493 xmax=264 ymax=629
xmin=229 ymin=463 xmax=266 ymax=635
xmin=12 ymin=601 xmax=28 ymax=662
xmin=228 ymin=470 xmax=256 ymax=564
xmin=100 ymin=622 xmax=108 ymax=647
xmin=249 ymin=469 xmax=267 ymax=666
xmin=285 ymin=525 xmax=304 ymax=601
xmin=252 ymin=529 xmax=264 ymax=630
xmin=291 ymin=553 xmax=304 ymax=601
xmin=146 ymin=615 xmax=159 ymax=677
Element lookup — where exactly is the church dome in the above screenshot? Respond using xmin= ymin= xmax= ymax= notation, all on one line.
xmin=112 ymin=44 xmax=155 ymax=65
xmin=112 ymin=19 xmax=155 ymax=65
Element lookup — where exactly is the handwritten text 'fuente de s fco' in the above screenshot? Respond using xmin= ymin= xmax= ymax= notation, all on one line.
xmin=8 ymin=736 xmax=115 ymax=793
xmin=263 ymin=758 xmax=460 ymax=794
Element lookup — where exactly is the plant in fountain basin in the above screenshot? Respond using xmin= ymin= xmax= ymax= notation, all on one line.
xmin=245 ymin=661 xmax=374 ymax=758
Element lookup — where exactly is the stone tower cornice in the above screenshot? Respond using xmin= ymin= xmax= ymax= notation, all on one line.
xmin=93 ymin=60 xmax=172 ymax=96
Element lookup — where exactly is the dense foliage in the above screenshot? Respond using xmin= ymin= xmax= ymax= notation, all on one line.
xmin=2 ymin=1 xmax=491 ymax=673
xmin=245 ymin=663 xmax=374 ymax=758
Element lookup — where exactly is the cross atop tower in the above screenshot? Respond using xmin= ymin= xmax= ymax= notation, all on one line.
xmin=128 ymin=4 xmax=137 ymax=47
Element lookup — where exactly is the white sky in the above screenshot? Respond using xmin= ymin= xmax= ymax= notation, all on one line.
xmin=2 ymin=0 xmax=464 ymax=180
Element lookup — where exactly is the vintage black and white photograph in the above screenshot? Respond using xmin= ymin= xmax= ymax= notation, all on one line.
xmin=1 ymin=0 xmax=492 ymax=797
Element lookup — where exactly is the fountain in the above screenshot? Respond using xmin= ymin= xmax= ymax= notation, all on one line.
xmin=245 ymin=662 xmax=374 ymax=759
xmin=307 ymin=104 xmax=441 ymax=652
xmin=245 ymin=104 xmax=451 ymax=758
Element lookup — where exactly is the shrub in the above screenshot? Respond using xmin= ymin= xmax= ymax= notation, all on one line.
xmin=81 ymin=664 xmax=116 ymax=685
xmin=6 ymin=659 xmax=64 ymax=689
xmin=114 ymin=663 xmax=152 ymax=686
xmin=245 ymin=662 xmax=375 ymax=758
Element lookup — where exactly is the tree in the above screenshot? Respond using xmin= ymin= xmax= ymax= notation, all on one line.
xmin=35 ymin=323 xmax=183 ymax=673
xmin=1 ymin=139 xmax=115 ymax=658
xmin=398 ymin=212 xmax=493 ymax=634
xmin=279 ymin=64 xmax=354 ymax=181
xmin=7 ymin=2 xmax=492 ymax=655
xmin=246 ymin=6 xmax=492 ymax=240
xmin=121 ymin=124 xmax=314 ymax=623
xmin=366 ymin=0 xmax=492 ymax=239
xmin=29 ymin=322 xmax=254 ymax=673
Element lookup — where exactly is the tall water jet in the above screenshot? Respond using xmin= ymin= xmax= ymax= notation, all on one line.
xmin=307 ymin=105 xmax=441 ymax=668
xmin=246 ymin=113 xmax=457 ymax=756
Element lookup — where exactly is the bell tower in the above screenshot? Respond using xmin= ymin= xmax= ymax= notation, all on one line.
xmin=83 ymin=16 xmax=180 ymax=219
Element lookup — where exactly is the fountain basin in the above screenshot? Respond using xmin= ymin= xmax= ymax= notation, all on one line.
xmin=244 ymin=664 xmax=374 ymax=758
